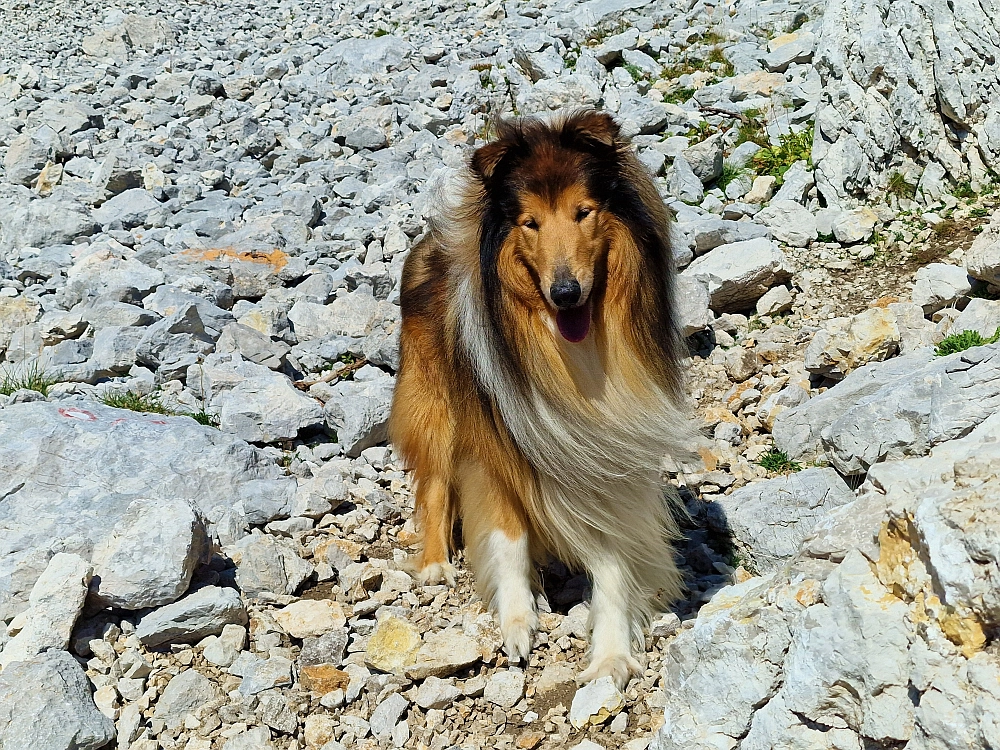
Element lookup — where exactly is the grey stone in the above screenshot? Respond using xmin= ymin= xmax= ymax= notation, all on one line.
xmin=682 ymin=216 xmax=770 ymax=257
xmin=135 ymin=585 xmax=247 ymax=648
xmin=0 ymin=553 xmax=91 ymax=669
xmin=238 ymin=655 xmax=294 ymax=695
xmin=414 ymin=676 xmax=461 ymax=710
xmin=322 ymin=365 xmax=395 ymax=457
xmin=223 ymin=727 xmax=275 ymax=750
xmin=153 ymin=668 xmax=221 ymax=730
xmin=770 ymin=161 xmax=815 ymax=204
xmin=712 ymin=469 xmax=855 ymax=572
xmin=92 ymin=188 xmax=162 ymax=228
xmin=754 ymin=200 xmax=817 ymax=247
xmin=951 ymin=298 xmax=1000 ymax=338
xmin=3 ymin=126 xmax=64 ymax=186
xmin=0 ymin=651 xmax=115 ymax=750
xmin=227 ymin=530 xmax=314 ymax=597
xmin=90 ymin=497 xmax=209 ymax=610
xmin=299 ymin=628 xmax=349 ymax=667
xmin=135 ymin=304 xmax=215 ymax=372
xmin=123 ymin=14 xmax=175 ymax=51
xmin=485 ymin=668 xmax=526 ymax=709
xmin=682 ymin=135 xmax=724 ymax=184
xmin=681 ymin=238 xmax=793 ymax=313
xmin=369 ymin=692 xmax=409 ymax=740
xmin=764 ymin=32 xmax=816 ymax=73
xmin=617 ymin=91 xmax=671 ymax=136
xmin=216 ymin=322 xmax=289 ymax=369
xmin=675 ymin=275 xmax=712 ymax=337
xmin=319 ymin=36 xmax=412 ymax=74
xmin=0 ymin=401 xmax=294 ymax=621
xmin=143 ymin=285 xmax=235 ymax=337
xmin=0 ymin=194 xmax=98 ymax=251
xmin=964 ymin=209 xmax=1000 ymax=286
xmin=667 ymin=154 xmax=704 ymax=205
xmin=911 ymin=263 xmax=971 ymax=314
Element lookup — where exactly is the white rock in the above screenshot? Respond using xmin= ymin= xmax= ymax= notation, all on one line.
xmin=0 ymin=553 xmax=91 ymax=669
xmin=910 ymin=263 xmax=972 ymax=314
xmin=484 ymin=668 xmax=526 ymax=709
xmin=90 ymin=497 xmax=209 ymax=609
xmin=570 ymin=676 xmax=625 ymax=728
xmin=754 ymin=200 xmax=818 ymax=247
xmin=682 ymin=238 xmax=794 ymax=313
xmin=755 ymin=285 xmax=794 ymax=316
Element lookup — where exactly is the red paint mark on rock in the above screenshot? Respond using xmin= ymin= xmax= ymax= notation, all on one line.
xmin=58 ymin=407 xmax=96 ymax=421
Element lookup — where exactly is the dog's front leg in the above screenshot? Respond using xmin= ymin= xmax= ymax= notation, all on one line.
xmin=578 ymin=548 xmax=642 ymax=690
xmin=459 ymin=464 xmax=538 ymax=663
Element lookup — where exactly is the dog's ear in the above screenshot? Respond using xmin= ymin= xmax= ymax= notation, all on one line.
xmin=564 ymin=110 xmax=621 ymax=150
xmin=470 ymin=139 xmax=512 ymax=183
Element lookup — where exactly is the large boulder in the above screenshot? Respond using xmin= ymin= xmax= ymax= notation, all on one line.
xmin=0 ymin=651 xmax=115 ymax=750
xmin=681 ymin=238 xmax=793 ymax=313
xmin=0 ymin=401 xmax=296 ymax=621
xmin=653 ymin=413 xmax=1000 ymax=750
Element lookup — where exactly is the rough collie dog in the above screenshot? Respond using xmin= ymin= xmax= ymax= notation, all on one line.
xmin=389 ymin=109 xmax=692 ymax=687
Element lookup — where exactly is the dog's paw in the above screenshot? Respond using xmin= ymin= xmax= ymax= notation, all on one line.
xmin=578 ymin=653 xmax=642 ymax=690
xmin=500 ymin=611 xmax=538 ymax=664
xmin=416 ymin=560 xmax=458 ymax=587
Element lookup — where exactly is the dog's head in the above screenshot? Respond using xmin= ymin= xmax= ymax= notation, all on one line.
xmin=470 ymin=110 xmax=630 ymax=343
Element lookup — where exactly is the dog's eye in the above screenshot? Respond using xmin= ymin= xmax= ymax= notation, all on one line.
xmin=576 ymin=207 xmax=592 ymax=222
xmin=523 ymin=218 xmax=539 ymax=230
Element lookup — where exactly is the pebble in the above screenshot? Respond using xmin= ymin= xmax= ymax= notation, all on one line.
xmin=570 ymin=676 xmax=626 ymax=728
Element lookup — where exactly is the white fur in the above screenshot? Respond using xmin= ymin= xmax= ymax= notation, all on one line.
xmin=474 ymin=530 xmax=538 ymax=663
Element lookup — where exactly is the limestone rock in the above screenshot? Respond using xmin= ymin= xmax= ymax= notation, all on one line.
xmin=136 ymin=585 xmax=247 ymax=648
xmin=682 ymin=238 xmax=794 ymax=313
xmin=0 ymin=651 xmax=115 ymax=750
xmin=364 ymin=617 xmax=422 ymax=674
xmin=570 ymin=676 xmax=625 ymax=728
xmin=90 ymin=496 xmax=209 ymax=609
xmin=273 ymin=599 xmax=346 ymax=639
xmin=0 ymin=553 xmax=91 ymax=669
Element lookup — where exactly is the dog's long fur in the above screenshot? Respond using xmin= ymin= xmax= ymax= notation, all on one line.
xmin=389 ymin=110 xmax=693 ymax=686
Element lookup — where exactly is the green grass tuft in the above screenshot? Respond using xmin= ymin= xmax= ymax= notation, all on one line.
xmin=887 ymin=171 xmax=917 ymax=200
xmin=662 ymin=86 xmax=696 ymax=105
xmin=100 ymin=391 xmax=173 ymax=414
xmin=757 ymin=449 xmax=801 ymax=474
xmin=750 ymin=125 xmax=813 ymax=184
xmin=0 ymin=361 xmax=58 ymax=397
xmin=935 ymin=328 xmax=1000 ymax=357
xmin=717 ymin=162 xmax=746 ymax=191
xmin=189 ymin=410 xmax=221 ymax=427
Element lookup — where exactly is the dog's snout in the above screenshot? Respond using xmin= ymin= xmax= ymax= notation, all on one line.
xmin=550 ymin=277 xmax=582 ymax=309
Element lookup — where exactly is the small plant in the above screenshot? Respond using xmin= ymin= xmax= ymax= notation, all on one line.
xmin=373 ymin=27 xmax=389 ymax=37
xmin=757 ymin=449 xmax=801 ymax=473
xmin=717 ymin=162 xmax=746 ymax=191
xmin=0 ymin=361 xmax=58 ymax=397
xmin=887 ymin=171 xmax=917 ymax=200
xmin=934 ymin=328 xmax=1000 ymax=357
xmin=735 ymin=109 xmax=769 ymax=148
xmin=189 ymin=410 xmax=220 ymax=427
xmin=970 ymin=207 xmax=990 ymax=218
xmin=933 ymin=218 xmax=958 ymax=238
xmin=953 ymin=181 xmax=977 ymax=201
xmin=662 ymin=86 xmax=696 ymax=105
xmin=706 ymin=46 xmax=734 ymax=77
xmin=100 ymin=391 xmax=173 ymax=415
xmin=623 ymin=63 xmax=644 ymax=82
xmin=750 ymin=125 xmax=813 ymax=184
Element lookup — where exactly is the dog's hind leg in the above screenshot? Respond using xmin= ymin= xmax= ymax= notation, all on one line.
xmin=459 ymin=463 xmax=538 ymax=663
xmin=578 ymin=546 xmax=642 ymax=690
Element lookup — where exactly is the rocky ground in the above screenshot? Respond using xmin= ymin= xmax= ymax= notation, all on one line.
xmin=1 ymin=0 xmax=1000 ymax=749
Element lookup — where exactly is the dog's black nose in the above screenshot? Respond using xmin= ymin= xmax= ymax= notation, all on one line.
xmin=550 ymin=278 xmax=582 ymax=309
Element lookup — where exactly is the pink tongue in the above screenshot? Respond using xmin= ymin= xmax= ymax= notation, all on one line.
xmin=556 ymin=300 xmax=592 ymax=343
